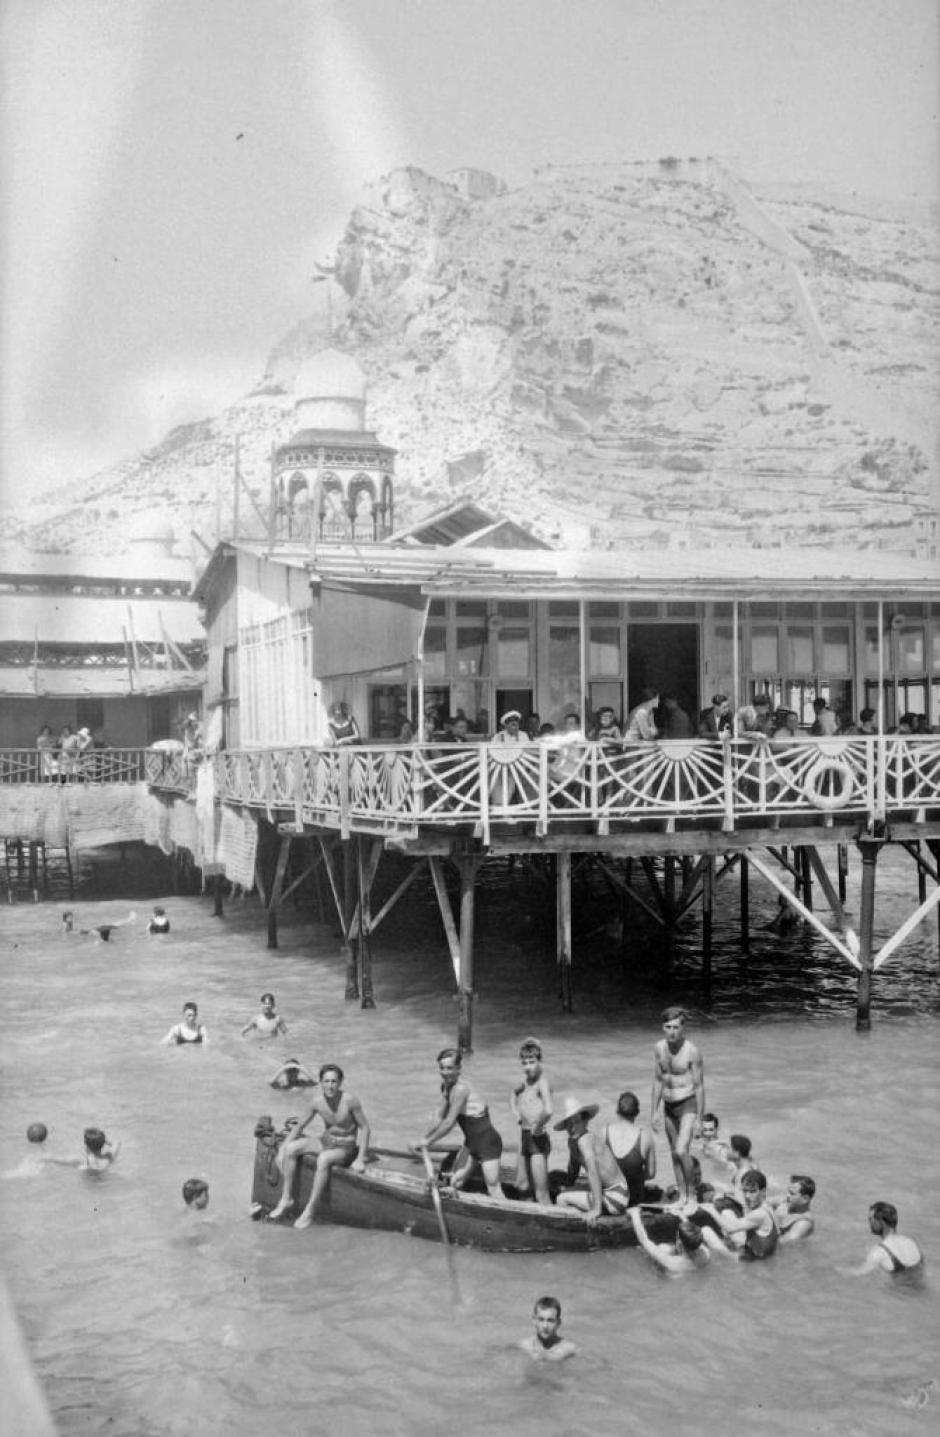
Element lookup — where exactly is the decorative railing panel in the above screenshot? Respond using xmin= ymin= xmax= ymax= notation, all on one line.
xmin=5 ymin=737 xmax=940 ymax=836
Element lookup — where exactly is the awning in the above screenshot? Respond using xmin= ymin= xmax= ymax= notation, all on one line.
xmin=312 ymin=582 xmax=427 ymax=679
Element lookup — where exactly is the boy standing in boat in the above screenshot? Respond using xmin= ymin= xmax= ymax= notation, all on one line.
xmin=510 ymin=1037 xmax=554 ymax=1205
xmin=268 ymin=1063 xmax=370 ymax=1229
xmin=650 ymin=1006 xmax=705 ymax=1204
xmin=413 ymin=1047 xmax=504 ymax=1198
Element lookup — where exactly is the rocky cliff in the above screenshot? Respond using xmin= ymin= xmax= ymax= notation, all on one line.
xmin=6 ymin=160 xmax=938 ymax=556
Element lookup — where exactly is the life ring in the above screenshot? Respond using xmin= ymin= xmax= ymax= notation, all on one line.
xmin=804 ymin=757 xmax=854 ymax=810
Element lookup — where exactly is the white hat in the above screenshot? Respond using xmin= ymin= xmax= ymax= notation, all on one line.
xmin=553 ymin=1096 xmax=599 ymax=1130
xmin=500 ymin=710 xmax=522 ymax=725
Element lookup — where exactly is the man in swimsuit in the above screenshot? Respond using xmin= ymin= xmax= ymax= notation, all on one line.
xmin=519 ymin=1296 xmax=577 ymax=1361
xmin=554 ymin=1096 xmax=632 ymax=1224
xmin=413 ymin=1047 xmax=504 ymax=1198
xmin=698 ymin=1170 xmax=778 ymax=1260
xmin=629 ymin=1208 xmax=710 ymax=1274
xmin=509 ymin=1037 xmax=554 ymax=1205
xmin=161 ymin=1002 xmax=208 ymax=1045
xmin=854 ymin=1201 xmax=923 ymax=1274
xmin=770 ymin=1174 xmax=816 ymax=1243
xmin=651 ymin=1006 xmax=705 ymax=1203
xmin=269 ymin=1063 xmax=370 ymax=1229
xmin=241 ymin=992 xmax=288 ymax=1037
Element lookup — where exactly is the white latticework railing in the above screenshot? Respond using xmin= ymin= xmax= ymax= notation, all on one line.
xmin=195 ymin=736 xmax=940 ymax=838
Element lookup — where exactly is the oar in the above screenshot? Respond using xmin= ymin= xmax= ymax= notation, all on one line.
xmin=418 ymin=1144 xmax=463 ymax=1305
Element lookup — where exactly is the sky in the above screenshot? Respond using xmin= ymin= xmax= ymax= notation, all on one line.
xmin=1 ymin=0 xmax=937 ymax=504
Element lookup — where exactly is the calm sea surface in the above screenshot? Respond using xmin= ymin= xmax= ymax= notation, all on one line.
xmin=1 ymin=845 xmax=938 ymax=1436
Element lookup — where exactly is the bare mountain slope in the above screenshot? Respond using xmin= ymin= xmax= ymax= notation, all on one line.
xmin=7 ymin=160 xmax=938 ymax=556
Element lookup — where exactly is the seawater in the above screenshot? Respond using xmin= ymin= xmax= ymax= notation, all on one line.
xmin=1 ymin=846 xmax=938 ymax=1437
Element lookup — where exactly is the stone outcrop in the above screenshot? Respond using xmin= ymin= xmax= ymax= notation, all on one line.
xmin=5 ymin=161 xmax=937 ymax=556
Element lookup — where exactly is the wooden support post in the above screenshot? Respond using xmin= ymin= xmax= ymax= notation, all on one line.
xmin=212 ymin=873 xmax=224 ymax=917
xmin=702 ymin=855 xmax=714 ymax=993
xmin=343 ymin=840 xmax=358 ymax=1001
xmin=916 ymin=841 xmax=927 ymax=905
xmin=855 ymin=836 xmax=882 ymax=1032
xmin=664 ymin=855 xmax=676 ymax=970
xmin=557 ymin=849 xmax=573 ymax=1013
xmin=837 ymin=844 xmax=848 ymax=904
xmin=357 ymin=837 xmax=376 ymax=1010
xmin=930 ymin=840 xmax=940 ymax=955
xmin=456 ymin=856 xmax=480 ymax=1050
xmin=739 ymin=853 xmax=749 ymax=953
xmin=266 ymin=837 xmax=291 ymax=950
xmin=801 ymin=847 xmax=813 ymax=913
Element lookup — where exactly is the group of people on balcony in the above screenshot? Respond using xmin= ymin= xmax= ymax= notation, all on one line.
xmin=35 ymin=723 xmax=105 ymax=780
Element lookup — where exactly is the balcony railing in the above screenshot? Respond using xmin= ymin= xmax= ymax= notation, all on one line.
xmin=4 ymin=738 xmax=938 ymax=843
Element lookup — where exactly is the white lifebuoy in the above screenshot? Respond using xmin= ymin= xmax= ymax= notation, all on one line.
xmin=804 ymin=757 xmax=854 ymax=810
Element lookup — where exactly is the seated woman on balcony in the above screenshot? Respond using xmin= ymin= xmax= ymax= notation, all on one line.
xmin=327 ymin=701 xmax=361 ymax=746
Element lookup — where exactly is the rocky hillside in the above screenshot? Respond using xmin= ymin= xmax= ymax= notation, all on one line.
xmin=6 ymin=159 xmax=938 ymax=556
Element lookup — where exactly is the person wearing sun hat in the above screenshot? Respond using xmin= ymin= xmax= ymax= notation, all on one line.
xmin=554 ymin=1097 xmax=632 ymax=1225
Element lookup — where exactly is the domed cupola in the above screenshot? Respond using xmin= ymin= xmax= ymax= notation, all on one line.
xmin=272 ymin=348 xmax=395 ymax=545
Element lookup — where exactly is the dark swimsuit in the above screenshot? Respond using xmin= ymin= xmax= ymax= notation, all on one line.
xmin=609 ymin=1130 xmax=647 ymax=1206
xmin=456 ymin=1110 xmax=503 ymax=1162
xmin=741 ymin=1216 xmax=778 ymax=1261
xmin=880 ymin=1241 xmax=923 ymax=1273
xmin=663 ymin=1094 xmax=697 ymax=1126
xmin=173 ymin=1028 xmax=204 ymax=1045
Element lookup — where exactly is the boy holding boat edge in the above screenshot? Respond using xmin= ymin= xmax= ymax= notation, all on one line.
xmin=510 ymin=1037 xmax=554 ymax=1205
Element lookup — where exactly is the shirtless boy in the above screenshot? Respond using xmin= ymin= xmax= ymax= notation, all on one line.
xmin=43 ymin=1127 xmax=120 ymax=1172
xmin=771 ymin=1174 xmax=816 ymax=1243
xmin=268 ymin=1063 xmax=369 ymax=1229
xmin=510 ymin=1037 xmax=553 ymax=1205
xmin=698 ymin=1170 xmax=778 ymax=1260
xmin=629 ymin=1207 xmax=710 ymax=1274
xmin=651 ymin=1007 xmax=705 ymax=1202
xmin=241 ymin=992 xmax=288 ymax=1038
xmin=520 ymin=1296 xmax=577 ymax=1361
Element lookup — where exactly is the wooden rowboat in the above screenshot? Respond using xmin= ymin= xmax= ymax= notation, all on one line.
xmin=251 ymin=1119 xmax=677 ymax=1254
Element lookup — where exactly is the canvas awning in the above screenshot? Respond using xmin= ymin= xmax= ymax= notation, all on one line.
xmin=312 ymin=582 xmax=427 ymax=678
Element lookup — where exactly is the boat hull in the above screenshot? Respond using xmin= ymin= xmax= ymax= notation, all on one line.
xmin=251 ymin=1122 xmax=676 ymax=1253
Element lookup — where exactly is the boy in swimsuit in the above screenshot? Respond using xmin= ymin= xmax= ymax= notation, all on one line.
xmin=853 ymin=1201 xmax=923 ymax=1274
xmin=509 ymin=1037 xmax=554 ymax=1205
xmin=520 ymin=1296 xmax=577 ymax=1361
xmin=651 ymin=1007 xmax=705 ymax=1203
xmin=413 ymin=1047 xmax=504 ymax=1198
xmin=269 ymin=1063 xmax=370 ymax=1228
xmin=63 ymin=909 xmax=137 ymax=942
xmin=241 ymin=992 xmax=288 ymax=1037
xmin=161 ymin=1002 xmax=208 ymax=1045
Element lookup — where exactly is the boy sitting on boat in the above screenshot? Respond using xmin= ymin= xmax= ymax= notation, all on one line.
xmin=268 ymin=1063 xmax=370 ymax=1229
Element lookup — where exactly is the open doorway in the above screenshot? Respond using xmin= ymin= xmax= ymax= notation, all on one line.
xmin=627 ymin=624 xmax=699 ymax=723
xmin=495 ymin=688 xmax=533 ymax=731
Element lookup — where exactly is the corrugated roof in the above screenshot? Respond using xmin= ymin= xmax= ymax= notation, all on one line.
xmin=3 ymin=594 xmax=205 ymax=645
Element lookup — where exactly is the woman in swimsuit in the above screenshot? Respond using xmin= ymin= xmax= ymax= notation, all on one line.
xmin=602 ymin=1091 xmax=656 ymax=1207
xmin=414 ymin=1047 xmax=504 ymax=1198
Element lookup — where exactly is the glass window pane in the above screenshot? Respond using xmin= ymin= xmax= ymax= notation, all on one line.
xmin=497 ymin=601 xmax=530 ymax=619
xmin=424 ymin=626 xmax=446 ymax=680
xmin=665 ymin=602 xmax=696 ymax=617
xmin=786 ymin=626 xmax=814 ymax=673
xmin=589 ymin=601 xmax=620 ymax=618
xmin=750 ymin=627 xmax=778 ymax=671
xmin=590 ymin=625 xmax=621 ymax=676
xmin=785 ymin=602 xmax=815 ymax=619
xmin=864 ymin=627 xmax=883 ymax=672
xmin=455 ymin=600 xmax=486 ymax=618
xmin=428 ymin=599 xmax=446 ymax=617
xmin=456 ymin=627 xmax=486 ymax=676
xmin=749 ymin=602 xmax=778 ymax=618
xmin=822 ymin=626 xmax=850 ymax=673
xmin=549 ymin=626 xmax=581 ymax=724
xmin=899 ymin=628 xmax=925 ymax=672
xmin=933 ymin=628 xmax=940 ymax=669
xmin=496 ymin=627 xmax=530 ymax=677
xmin=628 ymin=602 xmax=658 ymax=618
xmin=549 ymin=601 xmax=579 ymax=617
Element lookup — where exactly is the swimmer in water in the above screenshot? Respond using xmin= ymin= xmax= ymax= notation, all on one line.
xmin=269 ymin=1058 xmax=317 ymax=1089
xmin=161 ymin=1002 xmax=208 ymax=1045
xmin=770 ymin=1175 xmax=816 ymax=1243
xmin=42 ymin=1127 xmax=120 ymax=1172
xmin=146 ymin=906 xmax=170 ymax=936
xmin=62 ymin=909 xmax=137 ymax=942
xmin=182 ymin=1178 xmax=209 ymax=1210
xmin=629 ymin=1207 xmax=710 ymax=1274
xmin=241 ymin=992 xmax=288 ymax=1038
xmin=519 ymin=1296 xmax=577 ymax=1361
xmin=852 ymin=1201 xmax=923 ymax=1275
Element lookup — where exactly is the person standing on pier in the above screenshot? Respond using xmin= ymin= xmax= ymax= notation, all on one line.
xmin=651 ymin=1007 xmax=705 ymax=1204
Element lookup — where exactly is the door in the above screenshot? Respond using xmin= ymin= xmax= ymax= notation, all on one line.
xmin=627 ymin=624 xmax=700 ymax=723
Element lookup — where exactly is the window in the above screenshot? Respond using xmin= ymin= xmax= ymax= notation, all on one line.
xmin=549 ymin=625 xmax=581 ymax=724
xmin=822 ymin=626 xmax=850 ymax=674
xmin=750 ymin=628 xmax=779 ymax=671
xmin=899 ymin=628 xmax=925 ymax=673
xmin=424 ymin=626 xmax=447 ymax=680
xmin=496 ymin=627 xmax=530 ymax=677
xmin=589 ymin=625 xmax=621 ymax=676
xmin=786 ymin=627 xmax=814 ymax=673
xmin=456 ymin=627 xmax=486 ymax=676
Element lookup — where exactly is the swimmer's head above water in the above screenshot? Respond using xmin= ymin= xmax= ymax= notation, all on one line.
xmin=27 ymin=1122 xmax=48 ymax=1144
